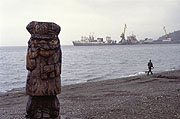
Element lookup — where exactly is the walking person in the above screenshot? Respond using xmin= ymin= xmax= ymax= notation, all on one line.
xmin=147 ymin=60 xmax=154 ymax=75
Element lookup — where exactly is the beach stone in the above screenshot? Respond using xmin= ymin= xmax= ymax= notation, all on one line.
xmin=26 ymin=21 xmax=62 ymax=119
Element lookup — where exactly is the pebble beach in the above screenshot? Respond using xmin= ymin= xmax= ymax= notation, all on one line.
xmin=0 ymin=70 xmax=180 ymax=119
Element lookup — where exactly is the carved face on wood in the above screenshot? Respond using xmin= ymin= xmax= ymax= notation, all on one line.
xmin=26 ymin=21 xmax=62 ymax=96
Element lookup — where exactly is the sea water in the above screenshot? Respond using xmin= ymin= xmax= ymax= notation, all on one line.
xmin=0 ymin=44 xmax=180 ymax=92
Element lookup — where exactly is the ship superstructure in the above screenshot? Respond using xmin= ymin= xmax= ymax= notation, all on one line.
xmin=72 ymin=35 xmax=117 ymax=46
xmin=72 ymin=24 xmax=139 ymax=46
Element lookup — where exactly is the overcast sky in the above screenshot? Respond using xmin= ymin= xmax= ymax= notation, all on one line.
xmin=0 ymin=0 xmax=180 ymax=46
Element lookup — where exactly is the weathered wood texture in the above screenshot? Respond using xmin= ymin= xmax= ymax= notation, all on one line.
xmin=26 ymin=21 xmax=62 ymax=96
xmin=26 ymin=96 xmax=60 ymax=119
xmin=25 ymin=21 xmax=61 ymax=118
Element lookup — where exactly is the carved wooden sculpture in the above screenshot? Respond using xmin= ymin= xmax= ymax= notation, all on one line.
xmin=26 ymin=21 xmax=61 ymax=119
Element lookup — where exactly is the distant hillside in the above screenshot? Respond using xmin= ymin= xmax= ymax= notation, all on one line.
xmin=157 ymin=30 xmax=180 ymax=43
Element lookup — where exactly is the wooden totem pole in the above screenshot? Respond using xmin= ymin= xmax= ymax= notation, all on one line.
xmin=26 ymin=21 xmax=61 ymax=119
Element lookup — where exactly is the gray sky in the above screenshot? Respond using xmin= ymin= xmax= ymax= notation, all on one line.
xmin=0 ymin=0 xmax=180 ymax=46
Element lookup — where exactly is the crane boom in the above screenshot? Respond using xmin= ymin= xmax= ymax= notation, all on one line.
xmin=163 ymin=26 xmax=171 ymax=42
xmin=163 ymin=26 xmax=169 ymax=39
xmin=124 ymin=24 xmax=127 ymax=35
xmin=120 ymin=24 xmax=127 ymax=39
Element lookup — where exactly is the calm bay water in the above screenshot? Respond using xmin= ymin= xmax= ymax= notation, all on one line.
xmin=0 ymin=44 xmax=180 ymax=92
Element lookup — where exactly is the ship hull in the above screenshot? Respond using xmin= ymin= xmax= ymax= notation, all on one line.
xmin=72 ymin=41 xmax=119 ymax=46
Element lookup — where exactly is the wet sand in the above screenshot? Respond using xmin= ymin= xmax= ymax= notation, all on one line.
xmin=0 ymin=70 xmax=180 ymax=119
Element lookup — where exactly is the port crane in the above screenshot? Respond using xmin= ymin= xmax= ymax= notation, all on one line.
xmin=163 ymin=26 xmax=171 ymax=42
xmin=120 ymin=24 xmax=127 ymax=43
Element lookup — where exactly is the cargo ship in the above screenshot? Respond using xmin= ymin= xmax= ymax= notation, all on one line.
xmin=72 ymin=34 xmax=139 ymax=46
xmin=72 ymin=35 xmax=118 ymax=46
xmin=72 ymin=24 xmax=139 ymax=46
